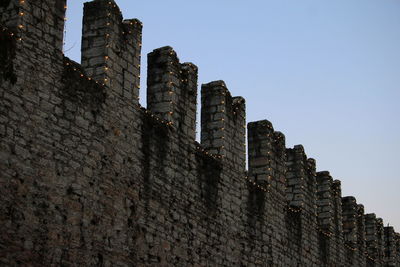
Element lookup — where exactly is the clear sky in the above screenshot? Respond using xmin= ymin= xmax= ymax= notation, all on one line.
xmin=64 ymin=0 xmax=400 ymax=230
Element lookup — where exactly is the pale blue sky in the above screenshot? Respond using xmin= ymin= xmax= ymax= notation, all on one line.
xmin=64 ymin=0 xmax=400 ymax=229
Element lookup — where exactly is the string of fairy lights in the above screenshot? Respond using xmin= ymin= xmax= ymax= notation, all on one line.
xmin=220 ymin=87 xmax=226 ymax=158
xmin=17 ymin=0 xmax=25 ymax=42
xmin=103 ymin=2 xmax=115 ymax=87
xmin=62 ymin=3 xmax=67 ymax=53
xmin=1 ymin=1 xmax=395 ymax=263
xmin=232 ymin=99 xmax=247 ymax=161
xmin=168 ymin=53 xmax=175 ymax=124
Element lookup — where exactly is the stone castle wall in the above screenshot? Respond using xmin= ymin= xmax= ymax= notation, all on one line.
xmin=0 ymin=0 xmax=399 ymax=266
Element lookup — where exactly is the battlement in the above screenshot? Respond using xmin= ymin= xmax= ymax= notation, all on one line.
xmin=0 ymin=1 xmax=398 ymax=266
xmin=147 ymin=46 xmax=197 ymax=140
xmin=286 ymin=145 xmax=310 ymax=208
xmin=384 ymin=226 xmax=398 ymax=266
xmin=247 ymin=120 xmax=286 ymax=195
xmin=201 ymin=80 xmax=246 ymax=170
xmin=342 ymin=196 xmax=358 ymax=247
xmin=316 ymin=171 xmax=335 ymax=232
xmin=82 ymin=0 xmax=142 ymax=105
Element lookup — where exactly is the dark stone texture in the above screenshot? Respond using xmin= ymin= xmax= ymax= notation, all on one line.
xmin=0 ymin=27 xmax=16 ymax=84
xmin=0 ymin=0 xmax=398 ymax=266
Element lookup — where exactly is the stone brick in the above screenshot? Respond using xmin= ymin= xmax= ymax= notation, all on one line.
xmin=0 ymin=0 xmax=396 ymax=266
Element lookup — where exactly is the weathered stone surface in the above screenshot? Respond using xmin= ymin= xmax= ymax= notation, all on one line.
xmin=0 ymin=0 xmax=398 ymax=266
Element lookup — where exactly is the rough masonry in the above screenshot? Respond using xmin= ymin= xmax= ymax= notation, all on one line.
xmin=0 ymin=0 xmax=399 ymax=266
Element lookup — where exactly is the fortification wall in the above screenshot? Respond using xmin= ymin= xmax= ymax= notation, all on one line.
xmin=0 ymin=0 xmax=399 ymax=266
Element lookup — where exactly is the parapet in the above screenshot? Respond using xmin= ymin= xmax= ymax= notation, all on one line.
xmin=247 ymin=120 xmax=286 ymax=193
xmin=384 ymin=226 xmax=397 ymax=266
xmin=365 ymin=213 xmax=380 ymax=263
xmin=147 ymin=46 xmax=197 ymax=140
xmin=201 ymin=81 xmax=246 ymax=170
xmin=305 ymin=158 xmax=318 ymax=209
xmin=331 ymin=180 xmax=343 ymax=232
xmin=307 ymin=158 xmax=316 ymax=176
xmin=285 ymin=145 xmax=309 ymax=209
xmin=316 ymin=171 xmax=334 ymax=233
xmin=246 ymin=119 xmax=289 ymax=260
xmin=342 ymin=196 xmax=358 ymax=248
xmin=305 ymin=158 xmax=318 ymax=210
xmin=376 ymin=218 xmax=385 ymax=263
xmin=356 ymin=204 xmax=366 ymax=264
xmin=396 ymin=233 xmax=400 ymax=265
xmin=81 ymin=0 xmax=142 ymax=105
